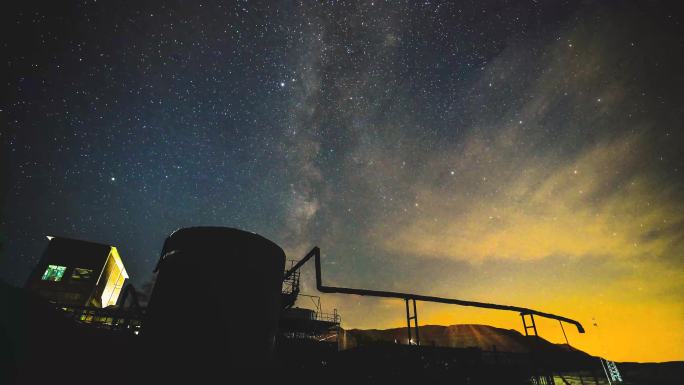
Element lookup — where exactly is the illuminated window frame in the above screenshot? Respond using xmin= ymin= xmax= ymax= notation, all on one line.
xmin=41 ymin=265 xmax=67 ymax=281
xmin=71 ymin=267 xmax=94 ymax=280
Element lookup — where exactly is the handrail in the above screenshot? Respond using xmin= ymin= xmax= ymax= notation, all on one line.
xmin=285 ymin=247 xmax=585 ymax=333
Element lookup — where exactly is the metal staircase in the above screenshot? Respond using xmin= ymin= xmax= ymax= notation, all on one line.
xmin=602 ymin=358 xmax=623 ymax=384
xmin=281 ymin=260 xmax=301 ymax=309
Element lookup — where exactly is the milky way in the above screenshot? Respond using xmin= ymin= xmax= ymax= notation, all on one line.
xmin=2 ymin=1 xmax=683 ymax=361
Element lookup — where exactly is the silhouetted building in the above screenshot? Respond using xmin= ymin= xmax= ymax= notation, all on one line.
xmin=25 ymin=236 xmax=129 ymax=307
xmin=5 ymin=227 xmax=607 ymax=385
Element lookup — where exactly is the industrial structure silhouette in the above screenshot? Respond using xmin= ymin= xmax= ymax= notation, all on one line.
xmin=3 ymin=226 xmax=622 ymax=384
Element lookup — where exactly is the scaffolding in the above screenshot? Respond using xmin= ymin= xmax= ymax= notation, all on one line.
xmin=282 ymin=260 xmax=301 ymax=309
xmin=50 ymin=283 xmax=144 ymax=335
xmin=279 ymin=261 xmax=341 ymax=348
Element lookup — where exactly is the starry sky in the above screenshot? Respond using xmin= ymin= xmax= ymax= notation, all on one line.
xmin=2 ymin=0 xmax=683 ymax=362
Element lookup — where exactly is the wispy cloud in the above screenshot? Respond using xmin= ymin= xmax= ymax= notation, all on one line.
xmin=380 ymin=133 xmax=682 ymax=263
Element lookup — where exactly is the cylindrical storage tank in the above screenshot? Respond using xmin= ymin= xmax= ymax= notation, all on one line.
xmin=143 ymin=227 xmax=285 ymax=379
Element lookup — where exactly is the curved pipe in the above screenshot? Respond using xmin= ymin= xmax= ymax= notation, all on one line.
xmin=285 ymin=247 xmax=585 ymax=333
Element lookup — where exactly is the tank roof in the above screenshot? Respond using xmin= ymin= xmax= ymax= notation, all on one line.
xmin=164 ymin=226 xmax=284 ymax=253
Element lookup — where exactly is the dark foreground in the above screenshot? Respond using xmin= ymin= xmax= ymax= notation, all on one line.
xmin=1 ymin=281 xmax=680 ymax=385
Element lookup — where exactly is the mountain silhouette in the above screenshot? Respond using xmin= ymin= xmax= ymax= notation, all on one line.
xmin=341 ymin=324 xmax=588 ymax=356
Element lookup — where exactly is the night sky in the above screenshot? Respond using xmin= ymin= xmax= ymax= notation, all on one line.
xmin=2 ymin=1 xmax=683 ymax=362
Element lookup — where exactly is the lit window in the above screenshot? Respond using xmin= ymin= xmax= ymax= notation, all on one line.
xmin=71 ymin=268 xmax=94 ymax=280
xmin=41 ymin=265 xmax=66 ymax=281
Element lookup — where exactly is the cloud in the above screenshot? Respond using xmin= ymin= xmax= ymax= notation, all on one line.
xmin=379 ymin=133 xmax=682 ymax=263
xmin=288 ymin=1 xmax=684 ymax=362
xmin=344 ymin=4 xmax=684 ymax=266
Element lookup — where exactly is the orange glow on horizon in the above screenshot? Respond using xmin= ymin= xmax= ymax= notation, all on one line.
xmin=289 ymin=10 xmax=684 ymax=364
xmin=308 ymin=133 xmax=684 ymax=363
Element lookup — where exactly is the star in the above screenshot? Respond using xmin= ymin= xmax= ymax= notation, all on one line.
xmin=3 ymin=0 xmax=683 ymax=364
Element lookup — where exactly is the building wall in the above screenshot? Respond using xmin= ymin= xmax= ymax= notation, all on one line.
xmin=94 ymin=247 xmax=128 ymax=308
xmin=25 ymin=237 xmax=129 ymax=308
